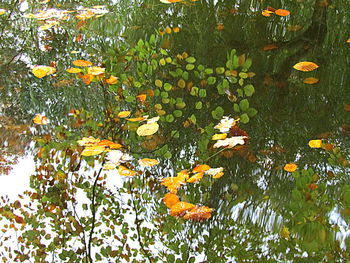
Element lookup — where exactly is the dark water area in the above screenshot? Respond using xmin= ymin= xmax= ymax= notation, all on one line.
xmin=0 ymin=0 xmax=350 ymax=262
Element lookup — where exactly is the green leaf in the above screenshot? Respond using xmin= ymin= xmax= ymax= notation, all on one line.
xmin=211 ymin=106 xmax=224 ymax=120
xmin=164 ymin=83 xmax=172 ymax=91
xmin=137 ymin=39 xmax=144 ymax=47
xmin=247 ymin=107 xmax=258 ymax=117
xmin=207 ymin=77 xmax=216 ymax=85
xmin=182 ymin=71 xmax=189 ymax=80
xmin=215 ymin=67 xmax=225 ymax=74
xmin=186 ymin=57 xmax=196 ymax=63
xmin=125 ymin=96 xmax=135 ymax=102
xmin=232 ymin=55 xmax=239 ymax=69
xmin=160 ymin=91 xmax=168 ymax=98
xmin=237 ymin=88 xmax=243 ymax=97
xmin=195 ymin=101 xmax=203 ymax=109
xmin=199 ymin=89 xmax=207 ymax=97
xmin=216 ymin=83 xmax=224 ymax=95
xmin=190 ymin=87 xmax=199 ymax=96
xmin=166 ymin=114 xmax=175 ymax=122
xmin=189 ymin=114 xmax=196 ymax=124
xmin=239 ymin=78 xmax=244 ymax=86
xmin=173 ymin=110 xmax=183 ymax=117
xmin=233 ymin=103 xmax=240 ymax=112
xmin=239 ymin=99 xmax=249 ymax=111
xmin=239 ymin=72 xmax=248 ymax=79
xmin=186 ymin=64 xmax=195 ymax=71
xmin=155 ymin=79 xmax=163 ymax=88
xmin=240 ymin=113 xmax=250 ymax=124
xmin=160 ymin=49 xmax=168 ymax=55
xmin=205 ymin=68 xmax=213 ymax=74
xmin=244 ymin=84 xmax=255 ymax=96
xmin=242 ymin=58 xmax=252 ymax=70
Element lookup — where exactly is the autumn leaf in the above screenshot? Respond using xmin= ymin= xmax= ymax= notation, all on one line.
xmin=138 ymin=158 xmax=159 ymax=167
xmin=77 ymin=137 xmax=100 ymax=146
xmin=163 ymin=193 xmax=180 ymax=208
xmin=81 ymin=146 xmax=105 ymax=156
xmin=192 ymin=164 xmax=211 ymax=173
xmin=205 ymin=167 xmax=224 ymax=179
xmin=66 ymin=67 xmax=82 ymax=73
xmin=347 ymin=38 xmax=350 ymax=43
xmin=214 ymin=116 xmax=237 ymax=133
xmin=293 ymin=62 xmax=319 ymax=72
xmin=161 ymin=175 xmax=186 ymax=193
xmin=284 ymin=163 xmax=297 ymax=172
xmin=137 ymin=122 xmax=159 ymax=136
xmin=106 ymin=75 xmax=119 ymax=85
xmin=275 ymin=9 xmax=290 ymax=16
xmin=0 ymin=9 xmax=6 ymax=15
xmin=87 ymin=66 xmax=105 ymax=75
xmin=137 ymin=94 xmax=147 ymax=104
xmin=262 ymin=44 xmax=278 ymax=51
xmin=308 ymin=139 xmax=322 ymax=148
xmin=182 ymin=206 xmax=212 ymax=221
xmin=103 ymin=162 xmax=116 ymax=170
xmin=216 ymin=24 xmax=224 ymax=31
xmin=117 ymin=111 xmax=131 ymax=118
xmin=173 ymin=26 xmax=180 ymax=32
xmin=32 ymin=65 xmax=56 ymax=78
xmin=211 ymin=133 xmax=227 ymax=140
xmin=303 ymin=77 xmax=319 ymax=84
xmin=73 ymin=60 xmax=93 ymax=67
xmin=80 ymin=74 xmax=94 ymax=85
xmin=33 ymin=114 xmax=49 ymax=125
xmin=262 ymin=10 xmax=274 ymax=17
xmin=118 ymin=166 xmax=137 ymax=176
xmin=170 ymin=202 xmax=196 ymax=217
xmin=187 ymin=172 xmax=204 ymax=183
xmin=213 ymin=136 xmax=247 ymax=148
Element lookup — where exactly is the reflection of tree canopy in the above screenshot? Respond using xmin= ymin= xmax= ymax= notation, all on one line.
xmin=0 ymin=0 xmax=350 ymax=262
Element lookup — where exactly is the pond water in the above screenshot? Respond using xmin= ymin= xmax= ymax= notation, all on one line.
xmin=0 ymin=0 xmax=350 ymax=262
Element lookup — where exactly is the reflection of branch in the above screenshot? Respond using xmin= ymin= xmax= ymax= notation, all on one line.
xmin=128 ymin=182 xmax=154 ymax=263
xmin=71 ymin=202 xmax=89 ymax=262
xmin=87 ymin=166 xmax=103 ymax=263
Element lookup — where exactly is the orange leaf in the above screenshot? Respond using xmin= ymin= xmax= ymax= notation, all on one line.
xmin=73 ymin=60 xmax=93 ymax=67
xmin=343 ymin=104 xmax=350 ymax=112
xmin=109 ymin=143 xmax=123 ymax=149
xmin=275 ymin=9 xmax=290 ymax=16
xmin=347 ymin=38 xmax=350 ymax=43
xmin=106 ymin=75 xmax=119 ymax=85
xmin=138 ymin=158 xmax=159 ymax=167
xmin=161 ymin=176 xmax=186 ymax=193
xmin=66 ymin=67 xmax=82 ymax=73
xmin=170 ymin=201 xmax=196 ymax=217
xmin=303 ymin=77 xmax=319 ymax=84
xmin=117 ymin=111 xmax=131 ymax=118
xmin=262 ymin=10 xmax=273 ymax=17
xmin=163 ymin=193 xmax=180 ymax=208
xmin=284 ymin=163 xmax=297 ymax=172
xmin=293 ymin=62 xmax=319 ymax=72
xmin=126 ymin=117 xmax=147 ymax=122
xmin=33 ymin=114 xmax=49 ymax=125
xmin=262 ymin=44 xmax=278 ymax=51
xmin=182 ymin=206 xmax=212 ymax=221
xmin=137 ymin=94 xmax=147 ymax=104
xmin=80 ymin=74 xmax=94 ymax=85
xmin=216 ymin=23 xmax=224 ymax=31
xmin=187 ymin=172 xmax=204 ymax=183
xmin=192 ymin=164 xmax=211 ymax=173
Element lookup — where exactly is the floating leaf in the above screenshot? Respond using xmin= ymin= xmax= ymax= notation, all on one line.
xmin=192 ymin=164 xmax=211 ymax=173
xmin=88 ymin=66 xmax=105 ymax=75
xmin=138 ymin=158 xmax=159 ymax=167
xmin=0 ymin=9 xmax=6 ymax=15
xmin=293 ymin=62 xmax=319 ymax=72
xmin=32 ymin=66 xmax=56 ymax=78
xmin=187 ymin=172 xmax=204 ymax=183
xmin=284 ymin=163 xmax=297 ymax=172
xmin=106 ymin=75 xmax=119 ymax=84
xmin=103 ymin=162 xmax=117 ymax=170
xmin=303 ymin=77 xmax=319 ymax=84
xmin=73 ymin=60 xmax=93 ymax=67
xmin=77 ymin=137 xmax=100 ymax=146
xmin=213 ymin=136 xmax=247 ymax=148
xmin=205 ymin=167 xmax=224 ymax=179
xmin=308 ymin=139 xmax=322 ymax=148
xmin=117 ymin=111 xmax=131 ymax=118
xmin=275 ymin=9 xmax=290 ymax=16
xmin=81 ymin=146 xmax=105 ymax=156
xmin=214 ymin=116 xmax=237 ymax=133
xmin=211 ymin=133 xmax=227 ymax=140
xmin=182 ymin=206 xmax=212 ymax=221
xmin=33 ymin=114 xmax=49 ymax=125
xmin=161 ymin=176 xmax=186 ymax=193
xmin=170 ymin=202 xmax=196 ymax=217
xmin=118 ymin=165 xmax=137 ymax=176
xmin=127 ymin=116 xmax=148 ymax=122
xmin=66 ymin=67 xmax=82 ymax=73
xmin=163 ymin=193 xmax=180 ymax=208
xmin=137 ymin=122 xmax=159 ymax=136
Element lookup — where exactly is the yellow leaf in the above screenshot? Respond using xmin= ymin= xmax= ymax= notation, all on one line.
xmin=118 ymin=165 xmax=137 ymax=176
xmin=274 ymin=9 xmax=290 ymax=16
xmin=163 ymin=193 xmax=180 ymax=208
xmin=126 ymin=116 xmax=147 ymax=122
xmin=103 ymin=162 xmax=116 ymax=170
xmin=293 ymin=61 xmax=319 ymax=72
xmin=187 ymin=172 xmax=204 ymax=183
xmin=33 ymin=114 xmax=49 ymax=125
xmin=170 ymin=202 xmax=195 ymax=217
xmin=138 ymin=158 xmax=159 ymax=167
xmin=0 ymin=9 xmax=6 ymax=15
xmin=66 ymin=67 xmax=82 ymax=73
xmin=182 ymin=206 xmax=212 ymax=221
xmin=87 ymin=66 xmax=105 ymax=75
xmin=308 ymin=139 xmax=322 ymax=148
xmin=161 ymin=176 xmax=186 ymax=193
xmin=117 ymin=111 xmax=131 ymax=118
xmin=303 ymin=77 xmax=319 ymax=84
xmin=206 ymin=167 xmax=224 ymax=179
xmin=211 ymin=133 xmax=227 ymax=140
xmin=136 ymin=122 xmax=159 ymax=136
xmin=32 ymin=66 xmax=56 ymax=78
xmin=165 ymin=27 xmax=172 ymax=34
xmin=81 ymin=146 xmax=105 ymax=156
xmin=73 ymin=60 xmax=93 ymax=67
xmin=284 ymin=163 xmax=297 ymax=172
xmin=77 ymin=137 xmax=100 ymax=146
xmin=173 ymin=27 xmax=180 ymax=33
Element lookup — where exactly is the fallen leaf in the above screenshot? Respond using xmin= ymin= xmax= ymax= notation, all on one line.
xmin=262 ymin=44 xmax=278 ymax=51
xmin=211 ymin=133 xmax=227 ymax=140
xmin=262 ymin=10 xmax=274 ymax=17
xmin=213 ymin=136 xmax=247 ymax=148
xmin=214 ymin=116 xmax=237 ymax=133
xmin=73 ymin=60 xmax=93 ymax=67
xmin=170 ymin=201 xmax=196 ymax=217
xmin=192 ymin=164 xmax=211 ymax=173
xmin=117 ymin=111 xmax=131 ymax=118
xmin=308 ymin=139 xmax=322 ymax=148
xmin=275 ymin=9 xmax=290 ymax=16
xmin=182 ymin=206 xmax=212 ymax=221
xmin=88 ymin=66 xmax=105 ymax=75
xmin=32 ymin=65 xmax=56 ymax=78
xmin=343 ymin=104 xmax=350 ymax=112
xmin=103 ymin=162 xmax=117 ymax=170
xmin=106 ymin=75 xmax=119 ymax=84
xmin=293 ymin=62 xmax=319 ymax=72
xmin=77 ymin=137 xmax=100 ymax=146
xmin=347 ymin=38 xmax=350 ymax=43
xmin=66 ymin=67 xmax=82 ymax=73
xmin=303 ymin=77 xmax=319 ymax=84
xmin=80 ymin=74 xmax=94 ymax=84
xmin=118 ymin=165 xmax=137 ymax=176
xmin=126 ymin=116 xmax=148 ymax=122
xmin=187 ymin=172 xmax=204 ymax=183
xmin=216 ymin=23 xmax=224 ymax=31
xmin=173 ymin=27 xmax=180 ymax=32
xmin=161 ymin=176 xmax=186 ymax=193
xmin=33 ymin=114 xmax=49 ymax=125
xmin=284 ymin=163 xmax=297 ymax=172
xmin=163 ymin=193 xmax=180 ymax=208
xmin=136 ymin=122 xmax=159 ymax=136
xmin=138 ymin=158 xmax=159 ymax=167
xmin=81 ymin=146 xmax=105 ymax=156
xmin=0 ymin=9 xmax=6 ymax=15
xmin=137 ymin=94 xmax=147 ymax=104
xmin=206 ymin=167 xmax=224 ymax=179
